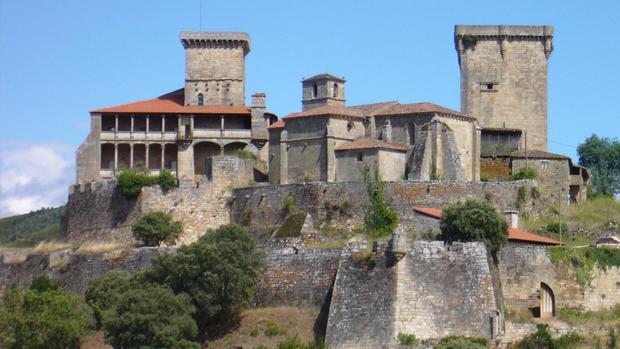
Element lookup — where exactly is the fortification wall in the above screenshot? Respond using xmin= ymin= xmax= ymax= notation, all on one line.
xmin=497 ymin=245 xmax=620 ymax=312
xmin=66 ymin=156 xmax=254 ymax=244
xmin=326 ymin=241 xmax=499 ymax=349
xmin=230 ymin=180 xmax=539 ymax=236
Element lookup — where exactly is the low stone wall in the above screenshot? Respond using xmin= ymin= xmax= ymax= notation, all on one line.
xmin=497 ymin=245 xmax=620 ymax=312
xmin=66 ymin=156 xmax=254 ymax=244
xmin=230 ymin=180 xmax=539 ymax=236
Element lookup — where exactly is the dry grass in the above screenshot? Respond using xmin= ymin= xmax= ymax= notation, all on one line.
xmin=205 ymin=306 xmax=320 ymax=348
xmin=29 ymin=241 xmax=73 ymax=254
xmin=75 ymin=241 xmax=126 ymax=255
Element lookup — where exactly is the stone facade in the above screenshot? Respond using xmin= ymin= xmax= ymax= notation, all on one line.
xmin=455 ymin=25 xmax=553 ymax=152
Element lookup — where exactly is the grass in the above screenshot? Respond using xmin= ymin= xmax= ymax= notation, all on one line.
xmin=559 ymin=305 xmax=620 ymax=327
xmin=30 ymin=241 xmax=73 ymax=254
xmin=75 ymin=241 xmax=126 ymax=255
xmin=521 ymin=197 xmax=620 ymax=234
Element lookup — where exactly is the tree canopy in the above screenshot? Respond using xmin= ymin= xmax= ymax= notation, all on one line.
xmin=439 ymin=200 xmax=508 ymax=253
xmin=577 ymin=134 xmax=620 ymax=197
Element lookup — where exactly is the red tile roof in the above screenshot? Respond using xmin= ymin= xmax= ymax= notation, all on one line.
xmin=413 ymin=207 xmax=443 ymax=219
xmin=335 ymin=138 xmax=409 ymax=152
xmin=375 ymin=102 xmax=465 ymax=117
xmin=508 ymin=228 xmax=560 ymax=245
xmin=268 ymin=119 xmax=286 ymax=129
xmin=91 ymin=89 xmax=251 ymax=115
xmin=283 ymin=101 xmax=467 ymax=120
xmin=412 ymin=207 xmax=560 ymax=245
xmin=284 ymin=105 xmax=365 ymax=119
xmin=510 ymin=150 xmax=569 ymax=160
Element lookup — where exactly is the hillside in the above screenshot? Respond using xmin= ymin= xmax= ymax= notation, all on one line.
xmin=0 ymin=206 xmax=65 ymax=247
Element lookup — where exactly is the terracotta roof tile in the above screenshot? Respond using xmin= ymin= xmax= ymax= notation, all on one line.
xmin=413 ymin=207 xmax=443 ymax=219
xmin=91 ymin=89 xmax=251 ymax=115
xmin=268 ymin=119 xmax=285 ymax=129
xmin=347 ymin=101 xmax=399 ymax=116
xmin=335 ymin=138 xmax=408 ymax=152
xmin=508 ymin=228 xmax=560 ymax=245
xmin=412 ymin=207 xmax=560 ymax=245
xmin=510 ymin=150 xmax=569 ymax=160
xmin=284 ymin=105 xmax=364 ymax=119
xmin=375 ymin=102 xmax=465 ymax=117
xmin=302 ymin=73 xmax=346 ymax=82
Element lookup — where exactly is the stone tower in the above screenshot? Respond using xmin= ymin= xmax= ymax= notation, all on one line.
xmin=455 ymin=25 xmax=553 ymax=152
xmin=301 ymin=74 xmax=346 ymax=111
xmin=180 ymin=32 xmax=250 ymax=106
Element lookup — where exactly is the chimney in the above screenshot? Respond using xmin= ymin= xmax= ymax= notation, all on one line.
xmin=504 ymin=210 xmax=519 ymax=228
xmin=251 ymin=93 xmax=266 ymax=108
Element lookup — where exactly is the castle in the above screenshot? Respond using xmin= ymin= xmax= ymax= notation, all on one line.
xmin=43 ymin=25 xmax=618 ymax=348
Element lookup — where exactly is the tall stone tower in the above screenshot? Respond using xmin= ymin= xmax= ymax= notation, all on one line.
xmin=180 ymin=32 xmax=250 ymax=106
xmin=455 ymin=25 xmax=553 ymax=152
xmin=301 ymin=74 xmax=346 ymax=111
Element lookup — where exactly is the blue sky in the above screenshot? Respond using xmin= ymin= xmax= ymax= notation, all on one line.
xmin=0 ymin=0 xmax=619 ymax=216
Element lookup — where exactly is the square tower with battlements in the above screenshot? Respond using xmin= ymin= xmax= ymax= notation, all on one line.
xmin=455 ymin=25 xmax=553 ymax=152
xmin=180 ymin=32 xmax=250 ymax=107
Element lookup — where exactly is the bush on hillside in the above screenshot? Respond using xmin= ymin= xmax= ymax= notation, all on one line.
xmin=510 ymin=167 xmax=538 ymax=181
xmin=143 ymin=224 xmax=265 ymax=335
xmin=434 ymin=335 xmax=487 ymax=349
xmin=440 ymin=199 xmax=508 ymax=253
xmin=510 ymin=324 xmax=583 ymax=349
xmin=85 ymin=270 xmax=133 ymax=326
xmin=103 ymin=285 xmax=199 ymax=349
xmin=0 ymin=282 xmax=94 ymax=349
xmin=132 ymin=211 xmax=182 ymax=246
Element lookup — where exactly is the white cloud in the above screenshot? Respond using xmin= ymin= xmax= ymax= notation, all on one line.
xmin=0 ymin=140 xmax=75 ymax=218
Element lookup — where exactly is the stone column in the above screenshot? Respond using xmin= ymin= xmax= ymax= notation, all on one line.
xmin=131 ymin=115 xmax=134 ymax=133
xmin=145 ymin=143 xmax=150 ymax=170
xmin=114 ymin=115 xmax=119 ymax=137
xmin=161 ymin=115 xmax=166 ymax=134
xmin=146 ymin=115 xmax=150 ymax=133
xmin=114 ymin=143 xmax=118 ymax=171
xmin=279 ymin=130 xmax=288 ymax=184
xmin=161 ymin=144 xmax=165 ymax=170
xmin=326 ymin=125 xmax=336 ymax=182
xmin=129 ymin=143 xmax=134 ymax=168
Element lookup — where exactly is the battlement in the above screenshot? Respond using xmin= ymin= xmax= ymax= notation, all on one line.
xmin=455 ymin=25 xmax=553 ymax=39
xmin=180 ymin=31 xmax=250 ymax=54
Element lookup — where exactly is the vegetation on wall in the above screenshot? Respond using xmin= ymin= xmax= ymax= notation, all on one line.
xmin=132 ymin=211 xmax=182 ymax=246
xmin=508 ymin=324 xmax=583 ymax=349
xmin=363 ymin=167 xmax=398 ymax=238
xmin=461 ymin=34 xmax=479 ymax=49
xmin=434 ymin=335 xmax=487 ymax=349
xmin=510 ymin=167 xmax=538 ymax=181
xmin=516 ymin=186 xmax=527 ymax=209
xmin=578 ymin=134 xmax=620 ymax=197
xmin=440 ymin=199 xmax=508 ymax=253
xmin=548 ymin=246 xmax=620 ymax=290
xmin=397 ymin=332 xmax=419 ymax=346
xmin=0 ymin=276 xmax=95 ymax=349
xmin=117 ymin=169 xmax=176 ymax=198
xmin=235 ymin=149 xmax=257 ymax=160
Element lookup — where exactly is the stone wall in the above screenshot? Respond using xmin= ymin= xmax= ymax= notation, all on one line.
xmin=230 ymin=180 xmax=539 ymax=237
xmin=67 ymin=156 xmax=254 ymax=244
xmin=497 ymin=245 xmax=620 ymax=312
xmin=512 ymin=157 xmax=569 ymax=207
xmin=326 ymin=241 xmax=500 ymax=349
xmin=254 ymin=240 xmax=341 ymax=307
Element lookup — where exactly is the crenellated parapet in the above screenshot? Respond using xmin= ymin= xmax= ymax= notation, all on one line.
xmin=179 ymin=32 xmax=250 ymax=54
xmin=454 ymin=25 xmax=553 ymax=59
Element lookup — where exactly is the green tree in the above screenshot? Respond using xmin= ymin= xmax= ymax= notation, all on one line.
xmin=132 ymin=211 xmax=182 ymax=246
xmin=577 ymin=134 xmax=620 ymax=197
xmin=0 ymin=285 xmax=94 ymax=349
xmin=143 ymin=224 xmax=265 ymax=335
xmin=103 ymin=285 xmax=199 ymax=349
xmin=85 ymin=270 xmax=133 ymax=326
xmin=363 ymin=167 xmax=398 ymax=238
xmin=440 ymin=200 xmax=508 ymax=253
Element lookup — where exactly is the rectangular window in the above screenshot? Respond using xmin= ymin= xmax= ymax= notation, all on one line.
xmin=480 ymin=82 xmax=498 ymax=92
xmin=356 ymin=153 xmax=363 ymax=162
xmin=541 ymin=161 xmax=549 ymax=171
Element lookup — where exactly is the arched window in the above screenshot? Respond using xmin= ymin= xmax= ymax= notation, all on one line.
xmin=312 ymin=83 xmax=318 ymax=98
xmin=333 ymin=83 xmax=338 ymax=98
xmin=197 ymin=93 xmax=204 ymax=106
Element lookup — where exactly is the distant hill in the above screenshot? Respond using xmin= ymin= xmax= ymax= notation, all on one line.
xmin=0 ymin=206 xmax=66 ymax=246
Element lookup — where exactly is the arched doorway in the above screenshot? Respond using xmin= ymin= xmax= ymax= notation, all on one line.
xmin=223 ymin=142 xmax=247 ymax=155
xmin=540 ymin=283 xmax=555 ymax=318
xmin=194 ymin=142 xmax=221 ymax=175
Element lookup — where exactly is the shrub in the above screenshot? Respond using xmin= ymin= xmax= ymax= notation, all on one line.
xmin=531 ymin=186 xmax=541 ymax=199
xmin=542 ymin=221 xmax=568 ymax=236
xmin=480 ymin=173 xmax=491 ymax=182
xmin=264 ymin=322 xmax=287 ymax=337
xmin=549 ymin=247 xmax=620 ymax=289
xmin=103 ymin=285 xmax=199 ymax=349
xmin=276 ymin=337 xmax=328 ymax=349
xmin=435 ymin=335 xmax=487 ymax=349
xmin=235 ymin=149 xmax=257 ymax=159
xmin=85 ymin=270 xmax=133 ymax=326
xmin=440 ymin=199 xmax=508 ymax=253
xmin=143 ymin=224 xmax=265 ymax=335
xmin=30 ymin=275 xmax=60 ymax=292
xmin=282 ymin=193 xmax=299 ymax=216
xmin=364 ymin=179 xmax=398 ymax=238
xmin=117 ymin=169 xmax=177 ymax=198
xmin=516 ymin=186 xmax=527 ymax=208
xmin=398 ymin=332 xmax=419 ymax=346
xmin=132 ymin=211 xmax=182 ymax=246
xmin=0 ymin=286 xmax=95 ymax=349
xmin=511 ymin=324 xmax=583 ymax=349
xmin=510 ymin=167 xmax=538 ymax=181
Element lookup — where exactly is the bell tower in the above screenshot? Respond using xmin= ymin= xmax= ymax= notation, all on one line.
xmin=301 ymin=74 xmax=346 ymax=111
